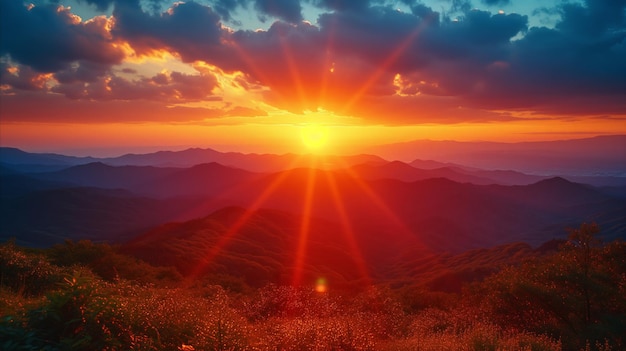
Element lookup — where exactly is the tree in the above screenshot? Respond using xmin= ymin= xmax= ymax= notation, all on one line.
xmin=470 ymin=223 xmax=626 ymax=350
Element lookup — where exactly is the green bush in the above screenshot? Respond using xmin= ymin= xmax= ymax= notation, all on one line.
xmin=0 ymin=241 xmax=63 ymax=296
xmin=1 ymin=269 xmax=135 ymax=351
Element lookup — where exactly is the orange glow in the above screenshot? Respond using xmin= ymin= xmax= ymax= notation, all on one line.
xmin=292 ymin=159 xmax=318 ymax=287
xmin=315 ymin=277 xmax=328 ymax=293
xmin=340 ymin=20 xmax=427 ymax=114
xmin=322 ymin=164 xmax=371 ymax=283
xmin=2 ymin=119 xmax=626 ymax=158
xmin=300 ymin=124 xmax=329 ymax=153
xmin=184 ymin=156 xmax=304 ymax=283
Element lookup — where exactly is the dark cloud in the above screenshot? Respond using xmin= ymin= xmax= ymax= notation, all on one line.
xmin=50 ymin=70 xmax=219 ymax=102
xmin=210 ymin=0 xmax=248 ymax=21
xmin=254 ymin=0 xmax=303 ymax=22
xmin=461 ymin=1 xmax=626 ymax=112
xmin=0 ymin=2 xmax=125 ymax=72
xmin=54 ymin=61 xmax=110 ymax=84
xmin=307 ymin=0 xmax=371 ymax=12
xmin=0 ymin=62 xmax=50 ymax=91
xmin=2 ymin=0 xmax=626 ymax=124
xmin=481 ymin=0 xmax=510 ymax=6
xmin=112 ymin=1 xmax=224 ymax=61
xmin=0 ymin=93 xmax=227 ymax=123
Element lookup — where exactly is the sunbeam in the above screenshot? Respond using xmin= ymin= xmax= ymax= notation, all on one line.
xmin=318 ymin=15 xmax=338 ymax=108
xmin=340 ymin=20 xmax=428 ymax=115
xmin=183 ymin=156 xmax=305 ymax=285
xmin=338 ymin=158 xmax=431 ymax=253
xmin=322 ymin=159 xmax=372 ymax=285
xmin=275 ymin=24 xmax=309 ymax=110
xmin=291 ymin=157 xmax=319 ymax=287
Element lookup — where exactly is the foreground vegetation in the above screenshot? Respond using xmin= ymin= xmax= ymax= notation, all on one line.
xmin=1 ymin=223 xmax=624 ymax=350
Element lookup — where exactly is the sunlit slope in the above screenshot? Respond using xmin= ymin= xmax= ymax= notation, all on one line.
xmin=226 ymin=168 xmax=624 ymax=252
xmin=122 ymin=206 xmax=365 ymax=288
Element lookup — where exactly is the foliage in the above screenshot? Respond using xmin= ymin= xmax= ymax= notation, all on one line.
xmin=469 ymin=223 xmax=626 ymax=350
xmin=117 ymin=285 xmax=250 ymax=351
xmin=1 ymin=269 xmax=131 ymax=351
xmin=48 ymin=240 xmax=182 ymax=285
xmin=0 ymin=240 xmax=64 ymax=296
xmin=1 ymin=224 xmax=625 ymax=350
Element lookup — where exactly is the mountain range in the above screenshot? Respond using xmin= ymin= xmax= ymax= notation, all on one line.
xmin=368 ymin=135 xmax=626 ymax=177
xmin=1 ymin=142 xmax=625 ymax=288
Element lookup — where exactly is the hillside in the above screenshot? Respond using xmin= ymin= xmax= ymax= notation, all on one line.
xmin=122 ymin=207 xmax=366 ymax=288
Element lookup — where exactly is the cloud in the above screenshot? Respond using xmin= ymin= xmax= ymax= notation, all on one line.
xmin=0 ymin=93 xmax=227 ymax=123
xmin=307 ymin=0 xmax=372 ymax=12
xmin=460 ymin=1 xmax=626 ymax=112
xmin=0 ymin=2 xmax=124 ymax=72
xmin=111 ymin=1 xmax=225 ymax=60
xmin=0 ymin=62 xmax=51 ymax=91
xmin=1 ymin=0 xmax=625 ymax=125
xmin=51 ymin=69 xmax=219 ymax=102
xmin=210 ymin=0 xmax=248 ymax=21
xmin=254 ymin=0 xmax=303 ymax=22
xmin=481 ymin=0 xmax=510 ymax=6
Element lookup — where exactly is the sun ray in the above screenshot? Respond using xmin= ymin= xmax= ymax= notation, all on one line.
xmin=322 ymin=159 xmax=372 ymax=285
xmin=318 ymin=15 xmax=338 ymax=108
xmin=291 ymin=157 xmax=318 ymax=287
xmin=340 ymin=20 xmax=428 ymax=115
xmin=183 ymin=155 xmax=305 ymax=285
xmin=337 ymin=158 xmax=431 ymax=253
xmin=275 ymin=24 xmax=308 ymax=110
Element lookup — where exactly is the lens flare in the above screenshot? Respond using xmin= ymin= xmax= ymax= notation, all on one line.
xmin=315 ymin=277 xmax=328 ymax=293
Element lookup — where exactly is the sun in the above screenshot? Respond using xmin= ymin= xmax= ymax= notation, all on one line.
xmin=300 ymin=124 xmax=329 ymax=153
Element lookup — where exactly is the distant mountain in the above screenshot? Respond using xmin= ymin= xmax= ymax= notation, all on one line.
xmin=0 ymin=187 xmax=218 ymax=247
xmin=4 ymin=145 xmax=624 ymax=187
xmin=121 ymin=207 xmax=563 ymax=291
xmin=409 ymin=159 xmax=466 ymax=170
xmin=137 ymin=162 xmax=262 ymax=197
xmin=224 ymin=169 xmax=625 ymax=252
xmin=370 ymin=135 xmax=626 ymax=177
xmin=450 ymin=168 xmax=546 ymax=186
xmin=350 ymin=161 xmax=498 ymax=185
xmin=102 ymin=148 xmax=386 ymax=172
xmin=0 ymin=146 xmax=387 ymax=173
xmin=36 ymin=162 xmax=180 ymax=191
xmin=2 ymin=156 xmax=624 ymax=252
xmin=122 ymin=207 xmax=366 ymax=288
xmin=0 ymin=147 xmax=97 ymax=172
xmin=29 ymin=161 xmax=262 ymax=198
xmin=0 ymin=172 xmax=73 ymax=198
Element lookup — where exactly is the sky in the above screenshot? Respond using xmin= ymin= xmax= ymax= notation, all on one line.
xmin=1 ymin=0 xmax=625 ymax=156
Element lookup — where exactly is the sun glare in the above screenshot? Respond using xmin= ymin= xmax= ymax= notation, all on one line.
xmin=300 ymin=124 xmax=329 ymax=153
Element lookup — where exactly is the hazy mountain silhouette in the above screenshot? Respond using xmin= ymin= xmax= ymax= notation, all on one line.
xmin=122 ymin=206 xmax=365 ymax=288
xmin=102 ymin=148 xmax=386 ymax=172
xmin=2 ymin=145 xmax=625 ymax=254
xmin=4 ymin=161 xmax=624 ymax=251
xmin=0 ymin=172 xmax=73 ymax=199
xmin=37 ymin=162 xmax=179 ymax=191
xmin=370 ymin=135 xmax=626 ymax=177
xmin=222 ymin=169 xmax=625 ymax=252
xmin=351 ymin=161 xmax=498 ymax=184
xmin=35 ymin=161 xmax=261 ymax=198
xmin=0 ymin=147 xmax=98 ymax=172
xmin=4 ymin=145 xmax=624 ymax=187
xmin=0 ymin=187 xmax=219 ymax=247
xmin=121 ymin=207 xmax=566 ymax=290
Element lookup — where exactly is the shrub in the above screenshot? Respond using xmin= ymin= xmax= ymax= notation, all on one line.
xmin=0 ymin=240 xmax=63 ymax=296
